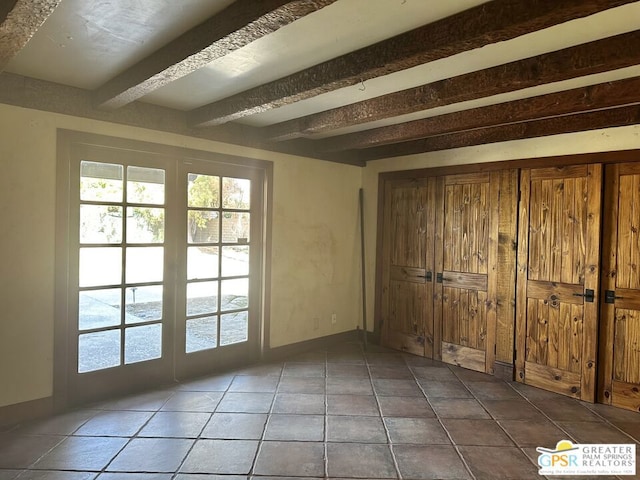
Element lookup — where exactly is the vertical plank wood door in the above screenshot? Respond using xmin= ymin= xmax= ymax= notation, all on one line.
xmin=434 ymin=172 xmax=499 ymax=373
xmin=381 ymin=178 xmax=436 ymax=357
xmin=515 ymin=165 xmax=602 ymax=402
xmin=599 ymin=163 xmax=640 ymax=412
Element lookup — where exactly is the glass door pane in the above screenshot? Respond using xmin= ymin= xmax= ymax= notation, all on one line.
xmin=77 ymin=162 xmax=167 ymax=373
xmin=180 ymin=166 xmax=260 ymax=374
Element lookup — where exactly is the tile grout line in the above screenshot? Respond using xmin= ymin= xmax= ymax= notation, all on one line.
xmin=170 ymin=372 xmax=235 ymax=477
xmin=406 ymin=356 xmax=477 ymax=480
xmin=504 ymin=378 xmax=640 ymax=444
xmin=244 ymin=361 xmax=283 ymax=478
xmin=368 ymin=350 xmax=404 ymax=480
xmin=447 ymin=365 xmax=555 ymax=475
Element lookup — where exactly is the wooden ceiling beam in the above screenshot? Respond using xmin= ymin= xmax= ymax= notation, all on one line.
xmin=0 ymin=71 xmax=362 ymax=166
xmin=356 ymin=104 xmax=640 ymax=162
xmin=188 ymin=0 xmax=636 ymax=128
xmin=318 ymin=76 xmax=640 ymax=151
xmin=0 ymin=0 xmax=61 ymax=71
xmin=93 ymin=0 xmax=337 ymax=110
xmin=267 ymin=30 xmax=640 ymax=142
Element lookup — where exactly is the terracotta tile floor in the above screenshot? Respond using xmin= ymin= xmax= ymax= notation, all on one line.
xmin=1 ymin=342 xmax=640 ymax=479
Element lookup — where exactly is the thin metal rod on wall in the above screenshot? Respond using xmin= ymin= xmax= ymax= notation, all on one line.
xmin=359 ymin=188 xmax=368 ymax=350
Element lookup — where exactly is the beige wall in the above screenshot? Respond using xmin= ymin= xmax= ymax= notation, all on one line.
xmin=3 ymin=100 xmax=640 ymax=409
xmin=361 ymin=125 xmax=640 ymax=336
xmin=0 ymin=103 xmax=362 ymax=407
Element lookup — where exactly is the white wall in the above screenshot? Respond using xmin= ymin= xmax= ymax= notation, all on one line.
xmin=0 ymin=103 xmax=362 ymax=407
xmin=361 ymin=125 xmax=640 ymax=335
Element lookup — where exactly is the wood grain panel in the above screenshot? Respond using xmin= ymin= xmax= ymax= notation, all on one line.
xmin=570 ymin=303 xmax=583 ymax=374
xmin=525 ymin=298 xmax=538 ymax=363
xmin=632 ymin=175 xmax=640 ymax=290
xmin=390 ymin=186 xmax=428 ymax=268
xmin=496 ymin=169 xmax=518 ymax=365
xmin=529 ymin=179 xmax=541 ymax=281
xmin=526 ymin=279 xmax=584 ymax=305
xmin=573 ymin=176 xmax=587 ymax=285
xmin=390 ymin=266 xmax=428 ymax=284
xmin=550 ymin=179 xmax=563 ymax=281
xmin=530 ymin=165 xmax=589 ymax=181
xmin=385 ymin=329 xmax=427 ymax=357
xmin=556 ymin=302 xmax=572 ymax=372
xmin=443 ymin=172 xmax=491 ymax=185
xmin=611 ymin=380 xmax=640 ymax=412
xmin=540 ymin=178 xmax=552 ymax=282
xmin=442 ymin=287 xmax=452 ymax=344
xmin=515 ymin=169 xmax=531 ymax=382
xmin=478 ymin=182 xmax=490 ymax=276
xmin=442 ymin=272 xmax=488 ymax=291
xmin=561 ymin=178 xmax=575 ymax=284
xmin=474 ymin=291 xmax=488 ymax=352
xmin=613 ymin=309 xmax=629 ymax=383
xmin=547 ymin=296 xmax=559 ymax=369
xmin=460 ymin=184 xmax=475 ymax=272
xmin=433 ymin=178 xmax=445 ymax=361
xmin=617 ymin=175 xmax=634 ymax=290
xmin=598 ymin=163 xmax=620 ymax=404
xmin=613 ymin=308 xmax=640 ymax=385
xmin=459 ymin=288 xmax=469 ymax=346
xmin=525 ymin=361 xmax=581 ymax=399
xmin=614 ymin=289 xmax=640 ymax=310
xmin=388 ymin=280 xmax=427 ymax=338
xmin=442 ymin=342 xmax=485 ymax=373
xmin=579 ymin=164 xmax=602 ymax=403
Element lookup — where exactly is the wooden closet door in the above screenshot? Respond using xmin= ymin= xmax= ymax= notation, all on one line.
xmin=381 ymin=178 xmax=436 ymax=357
xmin=434 ymin=172 xmax=499 ymax=373
xmin=515 ymin=165 xmax=602 ymax=402
xmin=599 ymin=163 xmax=640 ymax=412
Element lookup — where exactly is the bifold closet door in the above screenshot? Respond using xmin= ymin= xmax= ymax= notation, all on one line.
xmin=515 ymin=165 xmax=602 ymax=402
xmin=434 ymin=172 xmax=499 ymax=373
xmin=380 ymin=178 xmax=436 ymax=357
xmin=599 ymin=162 xmax=640 ymax=412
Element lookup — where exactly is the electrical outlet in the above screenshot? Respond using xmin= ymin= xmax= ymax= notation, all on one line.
xmin=313 ymin=317 xmax=320 ymax=330
xmin=331 ymin=313 xmax=337 ymax=325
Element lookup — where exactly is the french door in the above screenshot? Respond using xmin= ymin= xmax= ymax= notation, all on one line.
xmin=62 ymin=142 xmax=264 ymax=405
xmin=175 ymin=160 xmax=263 ymax=378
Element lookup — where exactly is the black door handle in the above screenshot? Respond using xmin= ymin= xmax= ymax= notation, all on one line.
xmin=604 ymin=290 xmax=623 ymax=304
xmin=572 ymin=289 xmax=595 ymax=302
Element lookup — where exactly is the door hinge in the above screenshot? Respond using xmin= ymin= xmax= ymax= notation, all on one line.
xmin=436 ymin=272 xmax=443 ymax=283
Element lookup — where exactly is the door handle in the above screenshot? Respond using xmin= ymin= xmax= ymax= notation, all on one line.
xmin=604 ymin=290 xmax=623 ymax=304
xmin=572 ymin=289 xmax=595 ymax=303
xmin=417 ymin=271 xmax=432 ymax=281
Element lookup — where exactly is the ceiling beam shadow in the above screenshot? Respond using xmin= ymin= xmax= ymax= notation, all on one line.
xmin=0 ymin=0 xmax=61 ymax=71
xmin=187 ymin=0 xmax=636 ymax=127
xmin=356 ymin=104 xmax=640 ymax=162
xmin=93 ymin=0 xmax=337 ymax=110
xmin=267 ymin=30 xmax=640 ymax=142
xmin=318 ymin=76 xmax=640 ymax=151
